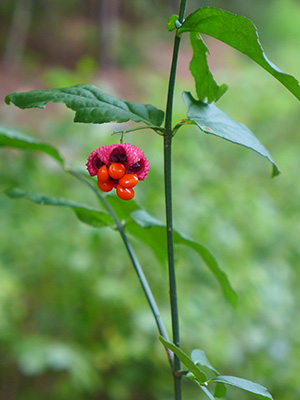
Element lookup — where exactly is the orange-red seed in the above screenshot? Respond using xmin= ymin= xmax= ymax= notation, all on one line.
xmin=97 ymin=165 xmax=109 ymax=183
xmin=116 ymin=185 xmax=135 ymax=201
xmin=97 ymin=178 xmax=114 ymax=192
xmin=108 ymin=163 xmax=126 ymax=180
xmin=118 ymin=173 xmax=138 ymax=188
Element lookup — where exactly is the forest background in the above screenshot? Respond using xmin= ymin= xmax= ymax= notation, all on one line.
xmin=0 ymin=0 xmax=300 ymax=399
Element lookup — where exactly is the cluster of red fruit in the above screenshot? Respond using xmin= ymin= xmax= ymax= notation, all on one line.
xmin=87 ymin=143 xmax=149 ymax=201
xmin=97 ymin=162 xmax=139 ymax=200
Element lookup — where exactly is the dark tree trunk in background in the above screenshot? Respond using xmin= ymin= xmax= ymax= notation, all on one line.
xmin=98 ymin=0 xmax=120 ymax=69
xmin=3 ymin=0 xmax=34 ymax=70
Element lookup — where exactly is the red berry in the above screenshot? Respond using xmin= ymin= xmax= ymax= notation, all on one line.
xmin=97 ymin=165 xmax=109 ymax=183
xmin=118 ymin=173 xmax=139 ymax=188
xmin=109 ymin=163 xmax=126 ymax=179
xmin=97 ymin=178 xmax=114 ymax=192
xmin=116 ymin=185 xmax=135 ymax=201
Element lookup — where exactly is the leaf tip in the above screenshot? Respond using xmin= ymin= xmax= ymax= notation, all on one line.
xmin=272 ymin=164 xmax=280 ymax=178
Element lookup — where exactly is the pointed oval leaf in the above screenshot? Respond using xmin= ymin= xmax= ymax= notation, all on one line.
xmin=183 ymin=91 xmax=279 ymax=177
xmin=210 ymin=376 xmax=273 ymax=400
xmin=159 ymin=337 xmax=207 ymax=383
xmin=5 ymin=188 xmax=114 ymax=228
xmin=130 ymin=209 xmax=238 ymax=307
xmin=5 ymin=84 xmax=165 ymax=127
xmin=189 ymin=33 xmax=228 ymax=103
xmin=0 ymin=125 xmax=64 ymax=165
xmin=179 ymin=7 xmax=300 ymax=101
xmin=191 ymin=349 xmax=219 ymax=375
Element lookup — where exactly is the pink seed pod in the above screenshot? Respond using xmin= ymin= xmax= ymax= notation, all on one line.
xmin=86 ymin=143 xmax=149 ymax=181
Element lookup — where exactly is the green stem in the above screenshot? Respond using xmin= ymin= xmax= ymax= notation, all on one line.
xmin=164 ymin=1 xmax=187 ymax=399
xmin=68 ymin=169 xmax=173 ymax=365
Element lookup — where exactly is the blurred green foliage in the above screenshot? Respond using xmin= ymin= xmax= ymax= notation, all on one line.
xmin=1 ymin=0 xmax=300 ymax=399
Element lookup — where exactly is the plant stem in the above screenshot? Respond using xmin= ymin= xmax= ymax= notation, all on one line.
xmin=68 ymin=169 xmax=173 ymax=365
xmin=164 ymin=1 xmax=187 ymax=399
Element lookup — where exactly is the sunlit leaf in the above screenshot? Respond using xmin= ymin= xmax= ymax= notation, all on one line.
xmin=179 ymin=7 xmax=300 ymax=101
xmin=189 ymin=32 xmax=228 ymax=103
xmin=130 ymin=210 xmax=237 ymax=307
xmin=5 ymin=84 xmax=165 ymax=127
xmin=159 ymin=337 xmax=206 ymax=383
xmin=0 ymin=125 xmax=64 ymax=165
xmin=183 ymin=91 xmax=279 ymax=177
xmin=5 ymin=188 xmax=114 ymax=228
xmin=210 ymin=376 xmax=273 ymax=400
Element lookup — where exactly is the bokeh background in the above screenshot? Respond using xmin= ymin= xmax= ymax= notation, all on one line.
xmin=0 ymin=0 xmax=300 ymax=399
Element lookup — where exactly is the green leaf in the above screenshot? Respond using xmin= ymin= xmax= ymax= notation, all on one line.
xmin=209 ymin=376 xmax=273 ymax=400
xmin=214 ymin=383 xmax=227 ymax=398
xmin=189 ymin=32 xmax=228 ymax=103
xmin=0 ymin=125 xmax=64 ymax=165
xmin=183 ymin=91 xmax=279 ymax=177
xmin=191 ymin=349 xmax=219 ymax=375
xmin=5 ymin=84 xmax=165 ymax=127
xmin=4 ymin=188 xmax=114 ymax=228
xmin=130 ymin=210 xmax=238 ymax=307
xmin=167 ymin=14 xmax=179 ymax=31
xmin=159 ymin=337 xmax=206 ymax=383
xmin=173 ymin=229 xmax=238 ymax=307
xmin=178 ymin=7 xmax=300 ymax=101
